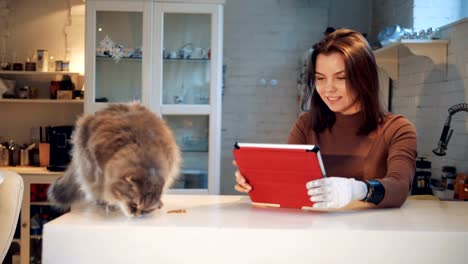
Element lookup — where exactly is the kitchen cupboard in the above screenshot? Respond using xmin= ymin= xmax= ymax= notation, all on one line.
xmin=85 ymin=0 xmax=224 ymax=194
xmin=1 ymin=168 xmax=63 ymax=264
xmin=0 ymin=71 xmax=82 ymax=264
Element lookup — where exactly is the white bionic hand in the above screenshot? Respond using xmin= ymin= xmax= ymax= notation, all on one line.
xmin=306 ymin=177 xmax=368 ymax=209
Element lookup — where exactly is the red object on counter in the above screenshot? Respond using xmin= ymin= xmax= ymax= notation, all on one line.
xmin=454 ymin=173 xmax=468 ymax=200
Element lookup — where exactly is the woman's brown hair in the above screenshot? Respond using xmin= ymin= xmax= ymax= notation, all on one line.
xmin=302 ymin=28 xmax=385 ymax=135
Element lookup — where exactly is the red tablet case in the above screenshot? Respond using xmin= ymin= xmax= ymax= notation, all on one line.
xmin=233 ymin=142 xmax=326 ymax=209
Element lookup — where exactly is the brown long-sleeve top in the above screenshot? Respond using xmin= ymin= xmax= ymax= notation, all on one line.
xmin=287 ymin=111 xmax=417 ymax=208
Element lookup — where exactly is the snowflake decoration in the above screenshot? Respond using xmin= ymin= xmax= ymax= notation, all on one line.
xmin=99 ymin=35 xmax=114 ymax=52
xmin=111 ymin=45 xmax=124 ymax=62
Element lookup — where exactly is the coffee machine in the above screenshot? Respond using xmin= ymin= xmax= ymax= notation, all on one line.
xmin=47 ymin=126 xmax=73 ymax=171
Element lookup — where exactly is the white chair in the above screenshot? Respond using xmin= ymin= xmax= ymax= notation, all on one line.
xmin=0 ymin=170 xmax=24 ymax=262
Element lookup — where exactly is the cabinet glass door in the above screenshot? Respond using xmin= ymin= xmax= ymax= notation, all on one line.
xmin=162 ymin=13 xmax=211 ymax=105
xmin=95 ymin=11 xmax=143 ymax=103
xmin=164 ymin=115 xmax=209 ymax=189
xmin=154 ymin=3 xmax=223 ymax=194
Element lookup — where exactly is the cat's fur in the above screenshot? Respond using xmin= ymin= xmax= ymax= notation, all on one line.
xmin=48 ymin=103 xmax=181 ymax=217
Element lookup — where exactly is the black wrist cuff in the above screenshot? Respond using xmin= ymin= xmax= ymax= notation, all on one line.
xmin=363 ymin=180 xmax=385 ymax=205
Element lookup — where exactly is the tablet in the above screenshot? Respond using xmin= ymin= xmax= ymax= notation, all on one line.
xmin=233 ymin=142 xmax=327 ymax=209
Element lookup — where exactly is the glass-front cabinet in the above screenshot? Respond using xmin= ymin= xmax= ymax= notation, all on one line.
xmin=85 ymin=0 xmax=224 ymax=194
xmin=85 ymin=0 xmax=152 ymax=114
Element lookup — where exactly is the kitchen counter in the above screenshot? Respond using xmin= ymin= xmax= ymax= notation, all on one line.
xmin=1 ymin=166 xmax=62 ymax=175
xmin=43 ymin=195 xmax=468 ymax=264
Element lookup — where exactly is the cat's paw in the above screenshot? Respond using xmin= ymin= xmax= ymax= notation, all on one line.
xmin=105 ymin=204 xmax=120 ymax=212
xmin=96 ymin=200 xmax=119 ymax=212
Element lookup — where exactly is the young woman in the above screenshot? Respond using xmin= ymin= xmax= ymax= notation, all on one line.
xmin=234 ymin=29 xmax=417 ymax=209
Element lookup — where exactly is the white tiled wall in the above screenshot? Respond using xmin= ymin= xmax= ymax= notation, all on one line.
xmin=220 ymin=0 xmax=372 ymax=194
xmin=392 ymin=19 xmax=468 ymax=178
xmin=371 ymin=0 xmax=414 ymax=43
xmin=413 ymin=0 xmax=463 ymax=31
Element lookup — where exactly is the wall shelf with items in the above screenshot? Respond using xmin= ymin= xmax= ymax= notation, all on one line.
xmin=373 ymin=39 xmax=448 ymax=80
xmin=0 ymin=69 xmax=84 ymax=145
xmin=0 ymin=70 xmax=80 ymax=75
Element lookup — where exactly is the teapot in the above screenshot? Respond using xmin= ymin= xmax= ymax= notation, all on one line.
xmin=178 ymin=43 xmax=193 ymax=59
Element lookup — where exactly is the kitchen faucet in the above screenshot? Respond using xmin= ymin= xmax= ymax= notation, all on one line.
xmin=433 ymin=103 xmax=468 ymax=156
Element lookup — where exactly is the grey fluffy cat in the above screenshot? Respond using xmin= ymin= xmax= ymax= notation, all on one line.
xmin=48 ymin=103 xmax=181 ymax=217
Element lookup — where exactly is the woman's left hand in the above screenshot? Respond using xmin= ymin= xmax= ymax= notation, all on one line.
xmin=306 ymin=177 xmax=368 ymax=209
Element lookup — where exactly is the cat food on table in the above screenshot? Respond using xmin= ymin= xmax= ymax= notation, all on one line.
xmin=167 ymin=209 xmax=187 ymax=214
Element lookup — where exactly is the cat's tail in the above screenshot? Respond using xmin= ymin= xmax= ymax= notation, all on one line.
xmin=47 ymin=165 xmax=83 ymax=209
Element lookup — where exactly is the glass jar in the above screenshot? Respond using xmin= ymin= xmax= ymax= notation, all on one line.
xmin=412 ymin=157 xmax=432 ymax=195
xmin=441 ymin=166 xmax=457 ymax=190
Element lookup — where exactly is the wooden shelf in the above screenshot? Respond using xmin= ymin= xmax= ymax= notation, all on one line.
xmin=373 ymin=39 xmax=448 ymax=80
xmin=0 ymin=71 xmax=80 ymax=75
xmin=0 ymin=99 xmax=83 ymax=104
xmin=1 ymin=166 xmax=63 ymax=175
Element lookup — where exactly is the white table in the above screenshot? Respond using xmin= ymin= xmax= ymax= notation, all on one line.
xmin=43 ymin=195 xmax=468 ymax=264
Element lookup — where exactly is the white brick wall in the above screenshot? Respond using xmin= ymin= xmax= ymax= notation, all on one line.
xmin=392 ymin=20 xmax=468 ymax=179
xmin=220 ymin=0 xmax=374 ymax=194
xmin=413 ymin=0 xmax=462 ymax=31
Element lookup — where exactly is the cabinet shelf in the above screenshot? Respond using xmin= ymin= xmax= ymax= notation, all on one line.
xmin=373 ymin=39 xmax=448 ymax=80
xmin=96 ymin=56 xmax=141 ymax=61
xmin=163 ymin=58 xmax=210 ymax=61
xmin=95 ymin=56 xmax=210 ymax=61
xmin=0 ymin=98 xmax=83 ymax=104
xmin=161 ymin=104 xmax=211 ymax=115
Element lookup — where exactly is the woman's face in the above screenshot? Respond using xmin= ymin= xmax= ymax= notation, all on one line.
xmin=314 ymin=52 xmax=360 ymax=115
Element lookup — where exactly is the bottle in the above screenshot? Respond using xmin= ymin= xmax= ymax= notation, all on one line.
xmin=8 ymin=140 xmax=19 ymax=166
xmin=0 ymin=144 xmax=9 ymax=166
